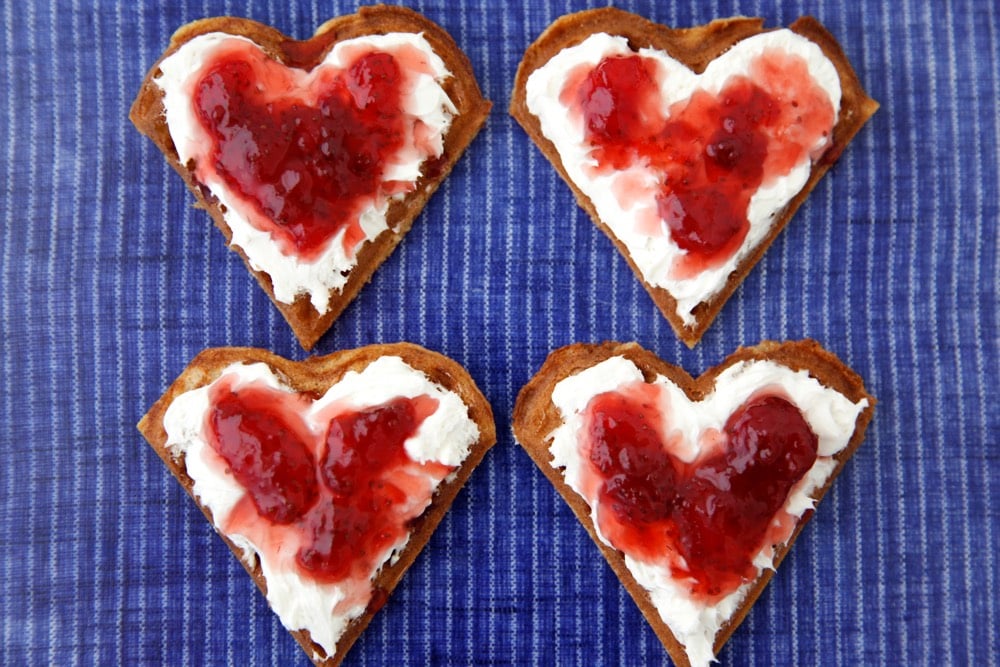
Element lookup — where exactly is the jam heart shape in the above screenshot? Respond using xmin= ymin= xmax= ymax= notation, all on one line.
xmin=512 ymin=10 xmax=878 ymax=346
xmin=132 ymin=7 xmax=491 ymax=349
xmin=138 ymin=344 xmax=496 ymax=666
xmin=585 ymin=390 xmax=818 ymax=599
xmin=570 ymin=50 xmax=834 ymax=271
xmin=190 ymin=47 xmax=425 ymax=262
xmin=206 ymin=379 xmax=448 ymax=584
xmin=513 ymin=339 xmax=874 ymax=667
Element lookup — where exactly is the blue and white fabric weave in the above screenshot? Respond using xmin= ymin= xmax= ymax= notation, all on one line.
xmin=1 ymin=0 xmax=996 ymax=665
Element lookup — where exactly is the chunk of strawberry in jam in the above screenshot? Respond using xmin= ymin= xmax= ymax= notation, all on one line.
xmin=193 ymin=50 xmax=406 ymax=259
xmin=574 ymin=50 xmax=833 ymax=267
xmin=297 ymin=398 xmax=421 ymax=581
xmin=671 ymin=395 xmax=817 ymax=596
xmin=584 ymin=389 xmax=818 ymax=600
xmin=296 ymin=501 xmax=404 ymax=583
xmin=577 ymin=56 xmax=663 ymax=170
xmin=587 ymin=392 xmax=677 ymax=525
xmin=207 ymin=385 xmax=319 ymax=525
xmin=319 ymin=398 xmax=417 ymax=498
xmin=657 ymin=185 xmax=745 ymax=257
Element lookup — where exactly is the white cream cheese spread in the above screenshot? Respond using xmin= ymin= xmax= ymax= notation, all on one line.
xmin=547 ymin=356 xmax=867 ymax=667
xmin=156 ymin=32 xmax=457 ymax=314
xmin=162 ymin=356 xmax=480 ymax=658
xmin=525 ymin=31 xmax=841 ymax=326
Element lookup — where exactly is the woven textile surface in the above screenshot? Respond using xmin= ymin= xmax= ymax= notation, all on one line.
xmin=1 ymin=0 xmax=997 ymax=664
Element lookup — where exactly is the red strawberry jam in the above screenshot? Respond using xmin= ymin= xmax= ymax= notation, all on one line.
xmin=192 ymin=46 xmax=410 ymax=260
xmin=572 ymin=49 xmax=834 ymax=273
xmin=583 ymin=388 xmax=818 ymax=601
xmin=586 ymin=387 xmax=678 ymax=563
xmin=205 ymin=377 xmax=450 ymax=587
xmin=207 ymin=383 xmax=319 ymax=524
xmin=299 ymin=398 xmax=429 ymax=581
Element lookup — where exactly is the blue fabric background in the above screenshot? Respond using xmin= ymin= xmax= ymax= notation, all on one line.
xmin=1 ymin=0 xmax=996 ymax=665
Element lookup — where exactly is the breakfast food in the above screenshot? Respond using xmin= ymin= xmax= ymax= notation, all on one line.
xmin=513 ymin=340 xmax=874 ymax=667
xmin=511 ymin=10 xmax=878 ymax=346
xmin=131 ymin=6 xmax=491 ymax=349
xmin=137 ymin=343 xmax=496 ymax=666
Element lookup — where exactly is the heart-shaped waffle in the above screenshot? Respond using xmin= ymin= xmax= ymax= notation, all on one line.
xmin=138 ymin=343 xmax=496 ymax=666
xmin=132 ymin=7 xmax=490 ymax=349
xmin=513 ymin=340 xmax=874 ymax=667
xmin=511 ymin=9 xmax=877 ymax=346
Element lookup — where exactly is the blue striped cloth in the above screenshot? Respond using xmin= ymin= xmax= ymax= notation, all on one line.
xmin=2 ymin=0 xmax=996 ymax=664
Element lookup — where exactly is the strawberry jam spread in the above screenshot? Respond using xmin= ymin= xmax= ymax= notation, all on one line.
xmin=209 ymin=384 xmax=319 ymax=525
xmin=205 ymin=377 xmax=451 ymax=586
xmin=569 ymin=49 xmax=834 ymax=273
xmin=582 ymin=386 xmax=818 ymax=601
xmin=191 ymin=42 xmax=421 ymax=261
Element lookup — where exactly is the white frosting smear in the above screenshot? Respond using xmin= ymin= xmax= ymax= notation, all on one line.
xmin=162 ymin=356 xmax=480 ymax=658
xmin=526 ymin=31 xmax=841 ymax=325
xmin=155 ymin=32 xmax=457 ymax=314
xmin=547 ymin=355 xmax=866 ymax=667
